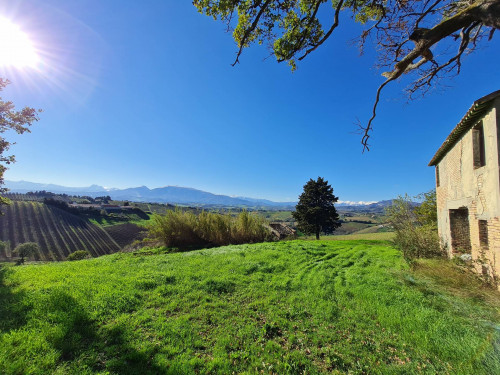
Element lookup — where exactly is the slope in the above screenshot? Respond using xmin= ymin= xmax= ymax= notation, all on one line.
xmin=0 ymin=201 xmax=120 ymax=261
xmin=0 ymin=240 xmax=499 ymax=374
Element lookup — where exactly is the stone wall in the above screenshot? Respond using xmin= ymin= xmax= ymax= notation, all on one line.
xmin=435 ymin=98 xmax=500 ymax=286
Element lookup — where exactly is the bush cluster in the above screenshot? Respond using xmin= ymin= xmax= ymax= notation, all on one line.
xmin=149 ymin=209 xmax=271 ymax=248
xmin=386 ymin=191 xmax=443 ymax=262
xmin=66 ymin=250 xmax=90 ymax=261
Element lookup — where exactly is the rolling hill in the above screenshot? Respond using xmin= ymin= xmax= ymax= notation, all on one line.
xmin=0 ymin=201 xmax=121 ymax=261
xmin=5 ymin=180 xmax=397 ymax=211
xmin=5 ymin=180 xmax=296 ymax=208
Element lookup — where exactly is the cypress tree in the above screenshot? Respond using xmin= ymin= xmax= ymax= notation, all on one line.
xmin=292 ymin=177 xmax=341 ymax=240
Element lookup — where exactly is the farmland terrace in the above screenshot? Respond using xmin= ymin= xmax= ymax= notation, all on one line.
xmin=0 ymin=201 xmax=121 ymax=261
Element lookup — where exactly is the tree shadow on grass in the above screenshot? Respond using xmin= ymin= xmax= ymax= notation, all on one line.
xmin=0 ymin=265 xmax=28 ymax=333
xmin=33 ymin=290 xmax=169 ymax=374
xmin=0 ymin=266 xmax=169 ymax=374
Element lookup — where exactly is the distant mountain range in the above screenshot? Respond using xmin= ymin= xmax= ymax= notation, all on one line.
xmin=5 ymin=180 xmax=297 ymax=209
xmin=5 ymin=180 xmax=392 ymax=211
xmin=338 ymin=200 xmax=394 ymax=213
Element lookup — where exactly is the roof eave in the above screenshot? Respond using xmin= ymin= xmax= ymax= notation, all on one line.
xmin=428 ymin=90 xmax=500 ymax=166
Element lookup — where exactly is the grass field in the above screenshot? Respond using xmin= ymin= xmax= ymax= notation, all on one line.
xmin=318 ymin=232 xmax=395 ymax=241
xmin=1 ymin=240 xmax=499 ymax=374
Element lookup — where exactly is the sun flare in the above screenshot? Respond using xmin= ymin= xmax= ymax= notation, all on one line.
xmin=0 ymin=17 xmax=39 ymax=68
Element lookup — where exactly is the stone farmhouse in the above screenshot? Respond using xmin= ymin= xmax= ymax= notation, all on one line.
xmin=429 ymin=90 xmax=500 ymax=283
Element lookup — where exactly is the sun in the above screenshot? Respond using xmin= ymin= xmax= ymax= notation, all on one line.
xmin=0 ymin=17 xmax=39 ymax=68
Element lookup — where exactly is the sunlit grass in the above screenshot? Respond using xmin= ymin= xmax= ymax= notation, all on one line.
xmin=1 ymin=240 xmax=499 ymax=374
xmin=304 ymin=232 xmax=395 ymax=241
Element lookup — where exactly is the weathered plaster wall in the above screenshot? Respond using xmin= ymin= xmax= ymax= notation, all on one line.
xmin=436 ymin=98 xmax=500 ymax=281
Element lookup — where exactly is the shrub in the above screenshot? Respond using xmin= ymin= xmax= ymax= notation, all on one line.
xmin=196 ymin=211 xmax=233 ymax=246
xmin=386 ymin=191 xmax=443 ymax=262
xmin=233 ymin=211 xmax=270 ymax=244
xmin=13 ymin=242 xmax=39 ymax=264
xmin=67 ymin=250 xmax=90 ymax=261
xmin=0 ymin=240 xmax=7 ymax=255
xmin=149 ymin=209 xmax=271 ymax=249
xmin=149 ymin=208 xmax=205 ymax=248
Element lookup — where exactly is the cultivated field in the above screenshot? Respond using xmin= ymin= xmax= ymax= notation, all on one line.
xmin=0 ymin=201 xmax=120 ymax=260
xmin=3 ymin=193 xmax=45 ymax=202
xmin=104 ymin=223 xmax=147 ymax=248
xmin=1 ymin=240 xmax=498 ymax=374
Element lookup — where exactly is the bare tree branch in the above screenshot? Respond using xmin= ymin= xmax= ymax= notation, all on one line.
xmin=195 ymin=0 xmax=500 ymax=149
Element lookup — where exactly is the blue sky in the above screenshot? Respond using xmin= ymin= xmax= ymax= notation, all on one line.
xmin=1 ymin=0 xmax=499 ymax=202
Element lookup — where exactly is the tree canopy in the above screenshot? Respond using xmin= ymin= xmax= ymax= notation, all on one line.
xmin=0 ymin=79 xmax=40 ymax=206
xmin=13 ymin=242 xmax=39 ymax=264
xmin=194 ymin=0 xmax=500 ymax=149
xmin=292 ymin=177 xmax=341 ymax=239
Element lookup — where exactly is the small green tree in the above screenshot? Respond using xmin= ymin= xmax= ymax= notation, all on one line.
xmin=413 ymin=190 xmax=437 ymax=226
xmin=13 ymin=242 xmax=39 ymax=264
xmin=386 ymin=190 xmax=441 ymax=262
xmin=292 ymin=177 xmax=341 ymax=240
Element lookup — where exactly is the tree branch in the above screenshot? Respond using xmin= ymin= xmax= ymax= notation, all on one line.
xmin=232 ymin=0 xmax=273 ymax=66
xmin=298 ymin=0 xmax=344 ymax=61
xmin=361 ymin=78 xmax=394 ymax=151
xmin=277 ymin=0 xmax=323 ymax=62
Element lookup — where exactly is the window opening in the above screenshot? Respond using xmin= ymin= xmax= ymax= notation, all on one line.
xmin=449 ymin=208 xmax=471 ymax=252
xmin=479 ymin=220 xmax=488 ymax=248
xmin=473 ymin=122 xmax=486 ymax=168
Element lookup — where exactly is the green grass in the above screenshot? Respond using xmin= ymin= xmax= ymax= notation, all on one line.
xmin=1 ymin=240 xmax=499 ymax=374
xmin=320 ymin=232 xmax=396 ymax=241
xmin=302 ymin=232 xmax=394 ymax=241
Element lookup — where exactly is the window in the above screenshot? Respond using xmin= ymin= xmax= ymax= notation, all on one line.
xmin=436 ymin=165 xmax=440 ymax=187
xmin=449 ymin=208 xmax=471 ymax=253
xmin=479 ymin=220 xmax=488 ymax=248
xmin=472 ymin=122 xmax=486 ymax=168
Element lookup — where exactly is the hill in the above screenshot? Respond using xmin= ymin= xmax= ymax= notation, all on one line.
xmin=1 ymin=240 xmax=499 ymax=374
xmin=5 ymin=180 xmax=400 ymax=212
xmin=0 ymin=201 xmax=121 ymax=261
xmin=103 ymin=223 xmax=147 ymax=248
xmin=337 ymin=199 xmax=394 ymax=213
xmin=5 ymin=180 xmax=297 ymax=209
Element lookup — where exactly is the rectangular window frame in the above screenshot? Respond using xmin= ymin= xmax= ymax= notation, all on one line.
xmin=472 ymin=121 xmax=486 ymax=169
xmin=449 ymin=207 xmax=472 ymax=253
xmin=479 ymin=220 xmax=488 ymax=248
